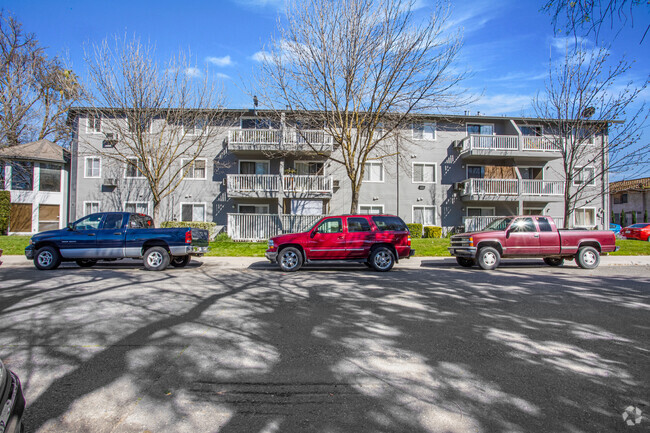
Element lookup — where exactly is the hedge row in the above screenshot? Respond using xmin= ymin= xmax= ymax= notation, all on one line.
xmin=0 ymin=191 xmax=10 ymax=235
xmin=406 ymin=223 xmax=442 ymax=238
xmin=160 ymin=221 xmax=219 ymax=240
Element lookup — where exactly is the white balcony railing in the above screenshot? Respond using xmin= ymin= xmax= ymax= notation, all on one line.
xmin=521 ymin=136 xmax=558 ymax=152
xmin=226 ymin=174 xmax=280 ymax=193
xmin=227 ymin=174 xmax=333 ymax=196
xmin=461 ymin=134 xmax=561 ymax=154
xmin=227 ymin=128 xmax=334 ymax=152
xmin=228 ymin=129 xmax=281 ymax=145
xmin=521 ymin=180 xmax=564 ymax=196
xmin=227 ymin=213 xmax=324 ymax=241
xmin=283 ymin=175 xmax=333 ymax=194
xmin=462 ymin=178 xmax=565 ymax=197
xmin=463 ymin=215 xmax=565 ymax=232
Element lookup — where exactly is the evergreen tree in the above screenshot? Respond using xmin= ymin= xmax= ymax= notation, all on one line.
xmin=632 ymin=211 xmax=637 ymax=224
xmin=645 ymin=210 xmax=648 ymax=223
xmin=621 ymin=210 xmax=627 ymax=227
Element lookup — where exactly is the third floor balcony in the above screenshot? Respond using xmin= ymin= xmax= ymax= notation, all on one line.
xmin=458 ymin=134 xmax=562 ymax=161
xmin=227 ymin=129 xmax=334 ymax=154
xmin=459 ymin=178 xmax=565 ymax=202
xmin=226 ymin=174 xmax=333 ymax=198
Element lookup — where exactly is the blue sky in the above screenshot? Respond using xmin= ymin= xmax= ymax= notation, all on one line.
xmin=3 ymin=0 xmax=649 ymax=176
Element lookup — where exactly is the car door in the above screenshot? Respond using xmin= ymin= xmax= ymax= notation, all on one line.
xmin=535 ymin=217 xmax=560 ymax=255
xmin=504 ymin=217 xmax=540 ymax=255
xmin=58 ymin=213 xmax=103 ymax=259
xmin=345 ymin=217 xmax=374 ymax=258
xmin=95 ymin=213 xmax=127 ymax=258
xmin=306 ymin=217 xmax=346 ymax=260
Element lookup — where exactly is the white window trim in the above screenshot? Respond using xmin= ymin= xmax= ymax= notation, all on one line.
xmin=411 ymin=162 xmax=437 ymax=184
xmin=574 ymin=207 xmax=597 ymax=228
xmin=411 ymin=122 xmax=437 ymax=141
xmin=237 ymin=204 xmax=270 ymax=214
xmin=412 ymin=205 xmax=437 ymax=226
xmin=84 ymin=156 xmax=101 ymax=179
xmin=123 ymin=201 xmax=150 ymax=215
xmin=181 ymin=158 xmax=208 ymax=180
xmin=238 ymin=160 xmax=271 ymax=174
xmin=86 ymin=115 xmax=102 ymax=134
xmin=363 ymin=161 xmax=384 ymax=183
xmin=465 ymin=206 xmax=496 ymax=216
xmin=466 ymin=122 xmax=495 ymax=135
xmin=179 ymin=202 xmax=207 ymax=222
xmin=83 ymin=201 xmax=101 ymax=216
xmin=124 ymin=157 xmax=147 ymax=179
xmin=358 ymin=204 xmax=384 ymax=214
xmin=573 ymin=165 xmax=596 ymax=186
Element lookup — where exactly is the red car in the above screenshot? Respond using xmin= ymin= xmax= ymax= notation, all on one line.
xmin=620 ymin=223 xmax=650 ymax=241
xmin=265 ymin=214 xmax=414 ymax=272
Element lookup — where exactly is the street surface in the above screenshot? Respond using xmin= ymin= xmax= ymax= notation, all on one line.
xmin=0 ymin=257 xmax=648 ymax=432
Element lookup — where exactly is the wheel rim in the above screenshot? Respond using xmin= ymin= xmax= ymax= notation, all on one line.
xmin=281 ymin=251 xmax=298 ymax=269
xmin=483 ymin=252 xmax=497 ymax=266
xmin=374 ymin=251 xmax=392 ymax=269
xmin=38 ymin=251 xmax=53 ymax=267
xmin=147 ymin=252 xmax=163 ymax=267
xmin=583 ymin=251 xmax=596 ymax=266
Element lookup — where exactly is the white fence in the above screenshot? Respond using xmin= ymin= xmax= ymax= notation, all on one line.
xmin=228 ymin=129 xmax=334 ymax=152
xmin=226 ymin=174 xmax=280 ymax=193
xmin=283 ymin=175 xmax=332 ymax=194
xmin=461 ymin=134 xmax=561 ymax=153
xmin=228 ymin=129 xmax=281 ymax=145
xmin=463 ymin=179 xmax=565 ymax=196
xmin=227 ymin=213 xmax=324 ymax=241
xmin=521 ymin=180 xmax=564 ymax=196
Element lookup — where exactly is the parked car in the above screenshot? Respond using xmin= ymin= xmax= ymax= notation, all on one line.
xmin=265 ymin=214 xmax=414 ymax=272
xmin=620 ymin=223 xmax=650 ymax=241
xmin=609 ymin=223 xmax=621 ymax=235
xmin=0 ymin=359 xmax=25 ymax=433
xmin=448 ymin=216 xmax=618 ymax=270
xmin=24 ymin=212 xmax=209 ymax=271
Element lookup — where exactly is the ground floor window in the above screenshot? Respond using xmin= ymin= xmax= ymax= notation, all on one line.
xmin=291 ymin=199 xmax=323 ymax=215
xmin=574 ymin=207 xmax=596 ymax=227
xmin=181 ymin=203 xmax=206 ymax=222
xmin=412 ymin=206 xmax=436 ymax=226
xmin=238 ymin=204 xmax=270 ymax=214
xmin=124 ymin=202 xmax=149 ymax=215
xmin=84 ymin=201 xmax=100 ymax=216
xmin=359 ymin=204 xmax=384 ymax=214
xmin=466 ymin=207 xmax=495 ymax=217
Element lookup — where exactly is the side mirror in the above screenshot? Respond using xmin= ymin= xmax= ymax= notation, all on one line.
xmin=310 ymin=230 xmax=317 ymax=238
xmin=67 ymin=223 xmax=75 ymax=231
xmin=505 ymin=229 xmax=511 ymax=238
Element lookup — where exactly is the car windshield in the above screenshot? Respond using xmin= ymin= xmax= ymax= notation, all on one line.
xmin=629 ymin=223 xmax=650 ymax=228
xmin=483 ymin=217 xmax=513 ymax=231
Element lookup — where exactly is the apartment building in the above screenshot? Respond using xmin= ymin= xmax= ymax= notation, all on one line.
xmin=68 ymin=108 xmax=609 ymax=240
xmin=610 ymin=177 xmax=650 ymax=224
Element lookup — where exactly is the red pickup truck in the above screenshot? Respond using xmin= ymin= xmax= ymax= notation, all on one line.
xmin=265 ymin=214 xmax=414 ymax=272
xmin=448 ymin=216 xmax=618 ymax=270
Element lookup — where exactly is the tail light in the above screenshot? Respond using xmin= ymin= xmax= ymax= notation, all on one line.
xmin=407 ymin=235 xmax=411 ymax=246
xmin=185 ymin=230 xmax=192 ymax=244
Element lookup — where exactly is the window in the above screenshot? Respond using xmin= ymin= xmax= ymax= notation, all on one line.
xmin=39 ymin=163 xmax=61 ymax=192
xmin=467 ymin=166 xmax=485 ymax=179
xmin=575 ymin=127 xmax=595 ymax=145
xmin=125 ymin=158 xmax=146 ymax=178
xmin=575 ymin=208 xmax=596 ymax=227
xmin=372 ymin=216 xmax=407 ymax=231
xmin=316 ymin=218 xmax=342 ymax=234
xmin=295 ymin=162 xmax=324 ymax=175
xmin=519 ymin=167 xmax=543 ymax=180
xmin=467 ymin=207 xmax=495 ymax=217
xmin=103 ymin=213 xmax=124 ymax=230
xmin=520 ymin=125 xmax=542 ymax=136
xmin=128 ymin=214 xmax=153 ymax=228
xmin=413 ymin=206 xmax=436 ymax=226
xmin=10 ymin=161 xmax=33 ymax=190
xmin=87 ymin=115 xmax=101 ymax=133
xmin=510 ymin=217 xmax=536 ymax=232
xmin=84 ymin=201 xmax=100 ymax=216
xmin=124 ymin=202 xmax=149 ymax=214
xmin=181 ymin=203 xmax=206 ymax=222
xmin=467 ymin=124 xmax=494 ymax=135
xmin=347 ymin=217 xmax=371 ymax=232
xmin=241 ymin=118 xmax=280 ymax=129
xmin=536 ymin=217 xmax=553 ymax=232
xmin=183 ymin=118 xmax=206 ymax=135
xmin=412 ymin=122 xmax=436 ymax=140
xmin=238 ymin=204 xmax=269 ymax=214
xmin=128 ymin=116 xmax=152 ymax=133
xmin=363 ymin=162 xmax=383 ymax=182
xmin=182 ymin=159 xmax=207 ymax=180
xmin=359 ymin=205 xmax=384 ymax=215
xmin=85 ymin=157 xmax=101 ymax=178
xmin=74 ymin=214 xmax=103 ymax=231
xmin=412 ymin=163 xmax=436 ymax=183
xmin=239 ymin=160 xmax=270 ymax=175
xmin=573 ymin=166 xmax=595 ymax=186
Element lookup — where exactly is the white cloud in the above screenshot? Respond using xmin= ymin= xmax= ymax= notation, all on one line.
xmin=206 ymin=55 xmax=233 ymax=67
xmin=184 ymin=67 xmax=203 ymax=78
xmin=487 ymin=71 xmax=547 ymax=82
xmin=216 ymin=73 xmax=231 ymax=80
xmin=251 ymin=40 xmax=305 ymax=63
xmin=251 ymin=50 xmax=272 ymax=63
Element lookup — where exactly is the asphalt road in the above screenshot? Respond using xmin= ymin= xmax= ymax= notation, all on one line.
xmin=0 ymin=257 xmax=648 ymax=433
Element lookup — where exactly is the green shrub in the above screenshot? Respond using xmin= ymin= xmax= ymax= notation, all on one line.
xmin=620 ymin=210 xmax=627 ymax=227
xmin=161 ymin=221 xmax=218 ymax=239
xmin=406 ymin=223 xmax=422 ymax=238
xmin=632 ymin=211 xmax=637 ymax=224
xmin=645 ymin=210 xmax=648 ymax=223
xmin=0 ymin=191 xmax=10 ymax=235
xmin=611 ymin=210 xmax=616 ymax=224
xmin=215 ymin=232 xmax=231 ymax=241
xmin=423 ymin=226 xmax=442 ymax=238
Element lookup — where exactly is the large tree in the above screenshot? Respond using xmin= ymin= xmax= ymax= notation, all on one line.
xmin=82 ymin=35 xmax=226 ymax=224
xmin=532 ymin=44 xmax=649 ymax=228
xmin=255 ymin=0 xmax=468 ymax=213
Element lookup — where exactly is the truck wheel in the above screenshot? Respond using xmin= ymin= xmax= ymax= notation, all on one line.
xmin=477 ymin=247 xmax=500 ymax=270
xmin=576 ymin=246 xmax=600 ymax=269
xmin=456 ymin=257 xmax=475 ymax=268
xmin=76 ymin=259 xmax=97 ymax=268
xmin=543 ymin=257 xmax=564 ymax=267
xmin=143 ymin=247 xmax=170 ymax=271
xmin=369 ymin=247 xmax=395 ymax=272
xmin=277 ymin=247 xmax=303 ymax=272
xmin=170 ymin=255 xmax=191 ymax=267
xmin=34 ymin=246 xmax=62 ymax=270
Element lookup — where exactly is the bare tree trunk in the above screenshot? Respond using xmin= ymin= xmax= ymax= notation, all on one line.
xmin=350 ymin=182 xmax=360 ymax=214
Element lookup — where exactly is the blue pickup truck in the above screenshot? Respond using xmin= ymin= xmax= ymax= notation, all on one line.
xmin=25 ymin=212 xmax=209 ymax=271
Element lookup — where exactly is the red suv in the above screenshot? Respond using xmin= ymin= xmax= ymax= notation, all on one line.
xmin=265 ymin=215 xmax=414 ymax=272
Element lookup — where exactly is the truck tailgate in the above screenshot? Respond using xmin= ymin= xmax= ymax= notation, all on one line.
xmin=191 ymin=228 xmax=210 ymax=247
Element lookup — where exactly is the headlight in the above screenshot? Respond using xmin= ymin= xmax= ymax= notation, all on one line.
xmin=268 ymin=240 xmax=275 ymax=248
xmin=30 ymin=238 xmax=34 ymax=245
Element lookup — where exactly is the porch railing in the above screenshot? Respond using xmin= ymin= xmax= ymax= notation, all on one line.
xmin=228 ymin=129 xmax=281 ymax=145
xmin=226 ymin=174 xmax=280 ymax=193
xmin=228 ymin=128 xmax=334 ymax=152
xmin=462 ymin=178 xmax=565 ymax=197
xmin=283 ymin=175 xmax=333 ymax=194
xmin=227 ymin=213 xmax=324 ymax=241
xmin=521 ymin=180 xmax=564 ymax=195
xmin=461 ymin=134 xmax=561 ymax=153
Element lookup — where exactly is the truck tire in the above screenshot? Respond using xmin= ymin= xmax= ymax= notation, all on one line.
xmin=34 ymin=246 xmax=62 ymax=270
xmin=277 ymin=247 xmax=303 ymax=272
xmin=477 ymin=247 xmax=500 ymax=270
xmin=143 ymin=246 xmax=170 ymax=271
xmin=543 ymin=257 xmax=564 ymax=267
xmin=456 ymin=257 xmax=475 ymax=268
xmin=576 ymin=246 xmax=600 ymax=269
xmin=76 ymin=259 xmax=97 ymax=268
xmin=369 ymin=246 xmax=395 ymax=272
xmin=170 ymin=255 xmax=191 ymax=267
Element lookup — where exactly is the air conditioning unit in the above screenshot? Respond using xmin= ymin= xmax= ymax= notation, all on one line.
xmin=105 ymin=132 xmax=119 ymax=140
xmin=453 ymin=182 xmax=464 ymax=191
xmin=452 ymin=140 xmax=464 ymax=149
xmin=104 ymin=178 xmax=118 ymax=186
xmin=332 ymin=179 xmax=340 ymax=188
xmin=222 ymin=178 xmax=227 ymax=186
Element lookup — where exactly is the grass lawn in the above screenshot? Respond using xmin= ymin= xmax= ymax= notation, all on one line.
xmin=1 ymin=235 xmax=648 ymax=257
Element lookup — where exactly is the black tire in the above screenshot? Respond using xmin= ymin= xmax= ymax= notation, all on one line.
xmin=170 ymin=255 xmax=191 ymax=267
xmin=369 ymin=247 xmax=395 ymax=272
xmin=76 ymin=259 xmax=97 ymax=268
xmin=34 ymin=246 xmax=61 ymax=270
xmin=277 ymin=247 xmax=303 ymax=272
xmin=543 ymin=257 xmax=564 ymax=267
xmin=456 ymin=257 xmax=475 ymax=268
xmin=363 ymin=261 xmax=373 ymax=268
xmin=576 ymin=246 xmax=600 ymax=269
xmin=477 ymin=247 xmax=500 ymax=270
xmin=143 ymin=246 xmax=170 ymax=271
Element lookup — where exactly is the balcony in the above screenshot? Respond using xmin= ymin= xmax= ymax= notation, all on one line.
xmin=460 ymin=178 xmax=565 ymax=202
xmin=462 ymin=215 xmax=565 ymax=232
xmin=226 ymin=174 xmax=333 ymax=198
xmin=458 ymin=135 xmax=562 ymax=161
xmin=227 ymin=213 xmax=324 ymax=241
xmin=228 ymin=129 xmax=334 ymax=154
